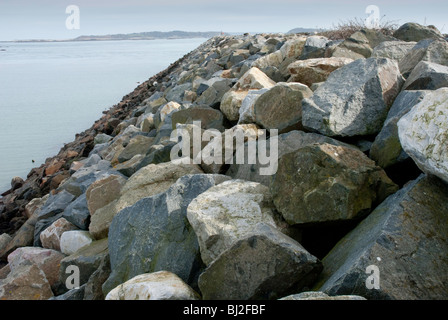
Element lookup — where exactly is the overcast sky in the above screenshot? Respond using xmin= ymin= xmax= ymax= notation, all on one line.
xmin=0 ymin=0 xmax=446 ymax=41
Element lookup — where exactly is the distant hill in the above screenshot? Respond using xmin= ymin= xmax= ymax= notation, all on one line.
xmin=9 ymin=31 xmax=226 ymax=43
xmin=287 ymin=27 xmax=323 ymax=34
xmin=72 ymin=31 xmax=225 ymax=41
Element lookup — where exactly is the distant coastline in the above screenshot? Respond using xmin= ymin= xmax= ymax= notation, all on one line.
xmin=1 ymin=30 xmax=227 ymax=43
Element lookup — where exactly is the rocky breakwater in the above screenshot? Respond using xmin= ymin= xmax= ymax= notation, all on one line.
xmin=1 ymin=22 xmax=448 ymax=300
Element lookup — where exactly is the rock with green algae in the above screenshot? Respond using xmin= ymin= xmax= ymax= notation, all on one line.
xmin=271 ymin=142 xmax=398 ymax=225
xmin=315 ymin=174 xmax=448 ymax=300
xmin=398 ymin=87 xmax=448 ymax=184
xmin=252 ymin=82 xmax=313 ymax=133
xmin=226 ymin=130 xmax=356 ymax=187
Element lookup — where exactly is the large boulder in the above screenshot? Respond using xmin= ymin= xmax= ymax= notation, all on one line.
xmin=226 ymin=130 xmax=355 ymax=186
xmin=198 ymin=223 xmax=322 ymax=300
xmin=90 ymin=162 xmax=204 ymax=240
xmin=397 ymin=87 xmax=448 ymax=183
xmin=105 ymin=271 xmax=200 ymax=300
xmin=371 ymin=41 xmax=416 ymax=62
xmin=287 ymin=57 xmax=354 ymax=87
xmin=102 ymin=174 xmax=231 ymax=296
xmin=271 ymin=143 xmax=398 ymax=225
xmin=113 ymin=161 xmax=204 ymax=214
xmin=393 ymin=22 xmax=444 ymax=42
xmin=7 ymin=246 xmax=65 ymax=293
xmin=252 ymin=82 xmax=313 ymax=133
xmin=315 ymin=174 xmax=448 ymax=299
xmin=402 ymin=61 xmax=448 ymax=90
xmin=0 ymin=262 xmax=53 ymax=300
xmin=370 ymin=90 xmax=430 ymax=168
xmin=187 ymin=180 xmax=280 ymax=266
xmin=398 ymin=39 xmax=448 ymax=78
xmin=302 ymin=57 xmax=404 ymax=137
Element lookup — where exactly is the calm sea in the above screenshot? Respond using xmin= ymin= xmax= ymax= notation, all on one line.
xmin=0 ymin=38 xmax=207 ymax=193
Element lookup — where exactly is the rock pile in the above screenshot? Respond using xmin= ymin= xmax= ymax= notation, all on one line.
xmin=1 ymin=22 xmax=448 ymax=300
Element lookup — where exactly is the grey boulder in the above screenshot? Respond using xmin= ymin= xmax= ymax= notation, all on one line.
xmin=102 ymin=174 xmax=231 ymax=296
xmin=198 ymin=223 xmax=322 ymax=300
xmin=316 ymin=174 xmax=448 ymax=300
xmin=302 ymin=57 xmax=404 ymax=137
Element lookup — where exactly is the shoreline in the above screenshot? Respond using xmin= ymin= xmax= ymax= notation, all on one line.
xmin=0 ymin=37 xmax=214 ymax=43
xmin=0 ymin=36 xmax=213 ymax=234
xmin=0 ymin=31 xmax=227 ymax=43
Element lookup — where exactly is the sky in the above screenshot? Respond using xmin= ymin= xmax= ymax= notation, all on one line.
xmin=0 ymin=0 xmax=446 ymax=41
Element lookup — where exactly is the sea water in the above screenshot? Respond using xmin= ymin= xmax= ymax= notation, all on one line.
xmin=0 ymin=38 xmax=207 ymax=193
